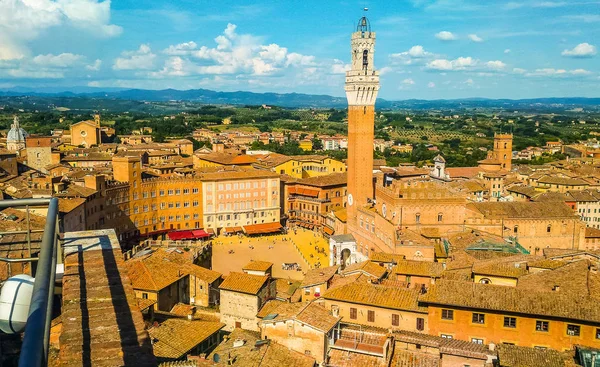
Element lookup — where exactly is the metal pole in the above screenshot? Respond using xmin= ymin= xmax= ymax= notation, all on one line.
xmin=18 ymin=197 xmax=58 ymax=367
xmin=43 ymin=227 xmax=58 ymax=362
xmin=26 ymin=205 xmax=31 ymax=276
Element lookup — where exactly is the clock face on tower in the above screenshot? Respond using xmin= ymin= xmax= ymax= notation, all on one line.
xmin=348 ymin=194 xmax=354 ymax=206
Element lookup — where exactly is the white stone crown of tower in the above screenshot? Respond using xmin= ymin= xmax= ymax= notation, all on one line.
xmin=345 ymin=16 xmax=380 ymax=106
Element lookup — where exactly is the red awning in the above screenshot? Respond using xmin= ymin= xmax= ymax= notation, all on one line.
xmin=168 ymin=230 xmax=194 ymax=240
xmin=191 ymin=229 xmax=210 ymax=239
xmin=243 ymin=222 xmax=283 ymax=235
xmin=168 ymin=229 xmax=211 ymax=240
xmin=323 ymin=226 xmax=335 ymax=235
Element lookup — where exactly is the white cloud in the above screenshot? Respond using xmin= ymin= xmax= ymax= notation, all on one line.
xmin=486 ymin=60 xmax=506 ymax=70
xmin=526 ymin=68 xmax=593 ymax=76
xmin=427 ymin=57 xmax=477 ymax=71
xmin=468 ymin=34 xmax=483 ymax=42
xmin=512 ymin=67 xmax=527 ymax=74
xmin=286 ymin=53 xmax=316 ymax=67
xmin=331 ymin=59 xmax=350 ymax=74
xmin=88 ymin=81 xmax=100 ymax=87
xmin=379 ymin=67 xmax=392 ymax=75
xmin=428 ymin=82 xmax=436 ymax=88
xmin=435 ymin=31 xmax=458 ymax=41
xmin=561 ymin=43 xmax=597 ymax=58
xmin=86 ymin=59 xmax=102 ymax=71
xmin=504 ymin=49 xmax=511 ymax=54
xmin=464 ymin=78 xmax=474 ymax=85
xmin=163 ymin=41 xmax=198 ymax=55
xmin=390 ymin=45 xmax=436 ymax=65
xmin=0 ymin=0 xmax=121 ymax=60
xmin=403 ymin=78 xmax=415 ymax=85
xmin=32 ymin=53 xmax=84 ymax=67
xmin=563 ymin=15 xmax=600 ymax=23
xmin=113 ymin=44 xmax=157 ymax=70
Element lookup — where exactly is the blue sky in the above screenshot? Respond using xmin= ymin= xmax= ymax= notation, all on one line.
xmin=0 ymin=0 xmax=598 ymax=99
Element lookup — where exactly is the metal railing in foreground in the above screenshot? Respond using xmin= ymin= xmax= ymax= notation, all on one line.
xmin=0 ymin=198 xmax=59 ymax=367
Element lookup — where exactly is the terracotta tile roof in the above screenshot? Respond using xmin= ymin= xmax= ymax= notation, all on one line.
xmin=329 ymin=348 xmax=390 ymax=367
xmin=170 ymin=303 xmax=196 ymax=317
xmin=370 ymin=252 xmax=406 ymax=264
xmin=295 ymin=302 xmax=340 ymax=333
xmin=242 ymin=260 xmax=273 ymax=272
xmin=585 ymin=227 xmax=600 ymax=238
xmin=467 ymin=201 xmax=576 ymax=219
xmin=392 ymin=259 xmax=444 ymax=278
xmin=333 ymin=208 xmax=347 ymax=222
xmin=205 ymin=328 xmax=316 ymax=367
xmin=496 ymin=343 xmax=569 ymax=367
xmin=300 ymin=265 xmax=339 ymax=287
xmin=328 ymin=273 xmax=370 ymax=291
xmin=126 ymin=255 xmax=187 ymax=292
xmin=507 ymin=185 xmax=539 ymax=197
xmin=526 ymin=258 xmax=566 ymax=270
xmin=262 ymin=301 xmax=340 ymax=333
xmin=254 ymin=153 xmax=293 ymax=167
xmin=195 ymin=152 xmax=258 ymax=165
xmin=472 ymin=262 xmax=528 ymax=279
xmin=57 ymin=197 xmax=86 ymax=214
xmin=323 ymin=282 xmax=426 ymax=313
xmin=274 ymin=278 xmax=300 ymax=301
xmin=257 ymin=299 xmax=286 ymax=318
xmin=197 ymin=167 xmax=279 ymax=181
xmin=537 ymin=175 xmax=588 ymax=186
xmin=531 ymin=191 xmax=570 ymax=202
xmin=419 ymin=280 xmax=600 ymax=323
xmin=137 ymin=298 xmax=157 ymax=311
xmin=518 ymin=260 xmax=600 ymax=299
xmin=446 ymin=167 xmax=481 ymax=179
xmin=148 ymin=319 xmax=224 ymax=359
xmin=294 ymin=173 xmax=347 ymax=187
xmin=389 ymin=349 xmax=439 ymax=367
xmin=219 ymin=272 xmax=269 ymax=295
xmin=394 ymin=330 xmax=492 ymax=360
xmin=341 ymin=261 xmax=387 ymax=279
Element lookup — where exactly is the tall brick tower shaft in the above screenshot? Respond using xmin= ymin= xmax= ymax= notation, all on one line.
xmin=345 ymin=15 xmax=380 ymax=223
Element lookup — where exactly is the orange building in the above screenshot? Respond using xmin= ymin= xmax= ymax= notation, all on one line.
xmin=420 ymin=280 xmax=600 ymax=350
xmin=284 ymin=173 xmax=346 ymax=234
xmin=70 ymin=119 xmax=100 ymax=148
xmin=478 ymin=133 xmax=513 ymax=171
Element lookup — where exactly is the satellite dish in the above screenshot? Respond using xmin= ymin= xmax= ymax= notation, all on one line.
xmin=0 ymin=274 xmax=34 ymax=334
xmin=213 ymin=353 xmax=220 ymax=363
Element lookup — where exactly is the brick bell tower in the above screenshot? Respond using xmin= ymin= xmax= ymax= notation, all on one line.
xmin=346 ymin=14 xmax=380 ymax=224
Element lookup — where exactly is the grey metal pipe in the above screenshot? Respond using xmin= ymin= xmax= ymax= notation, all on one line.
xmin=43 ymin=229 xmax=58 ymax=361
xmin=0 ymin=198 xmax=51 ymax=208
xmin=0 ymin=257 xmax=39 ymax=263
xmin=0 ymin=230 xmax=45 ymax=235
xmin=18 ymin=197 xmax=58 ymax=367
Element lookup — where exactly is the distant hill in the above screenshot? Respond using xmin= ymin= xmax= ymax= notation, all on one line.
xmin=0 ymin=87 xmax=599 ymax=110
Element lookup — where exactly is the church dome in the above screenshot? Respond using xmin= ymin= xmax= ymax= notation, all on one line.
xmin=7 ymin=117 xmax=28 ymax=143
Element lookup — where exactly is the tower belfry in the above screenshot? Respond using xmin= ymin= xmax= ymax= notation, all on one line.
xmin=345 ymin=12 xmax=380 ymax=223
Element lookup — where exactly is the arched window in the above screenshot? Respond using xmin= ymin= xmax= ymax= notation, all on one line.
xmin=360 ymin=216 xmax=364 ymax=228
xmin=438 ymin=213 xmax=443 ymax=222
xmin=547 ymin=224 xmax=552 ymax=233
xmin=416 ymin=213 xmax=421 ymax=224
xmin=362 ymin=50 xmax=369 ymax=69
xmin=514 ymin=225 xmax=519 ymax=234
xmin=504 ymin=142 xmax=507 ymax=149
